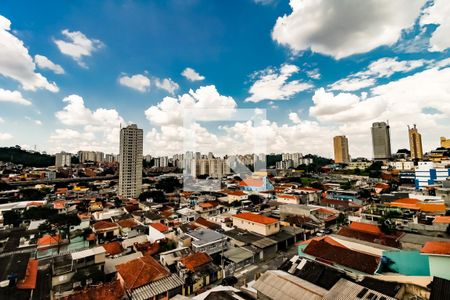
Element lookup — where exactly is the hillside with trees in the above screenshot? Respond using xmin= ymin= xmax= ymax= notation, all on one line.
xmin=0 ymin=146 xmax=54 ymax=167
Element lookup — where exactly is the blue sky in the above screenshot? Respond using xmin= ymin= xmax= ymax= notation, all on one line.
xmin=0 ymin=0 xmax=450 ymax=158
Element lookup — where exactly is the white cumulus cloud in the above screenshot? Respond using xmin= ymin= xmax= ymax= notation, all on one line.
xmin=420 ymin=0 xmax=450 ymax=52
xmin=0 ymin=88 xmax=32 ymax=105
xmin=182 ymin=67 xmax=205 ymax=81
xmin=119 ymin=74 xmax=151 ymax=92
xmin=34 ymin=55 xmax=65 ymax=74
xmin=54 ymin=29 xmax=103 ymax=68
xmin=0 ymin=132 xmax=12 ymax=141
xmin=154 ymin=78 xmax=179 ymax=95
xmin=246 ymin=64 xmax=313 ymax=102
xmin=272 ymin=0 xmax=424 ymax=59
xmin=0 ymin=15 xmax=58 ymax=92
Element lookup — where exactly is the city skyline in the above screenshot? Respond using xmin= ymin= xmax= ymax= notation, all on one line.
xmin=1 ymin=1 xmax=450 ymax=158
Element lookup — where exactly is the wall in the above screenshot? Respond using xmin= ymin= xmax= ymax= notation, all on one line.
xmin=429 ymin=256 xmax=450 ymax=280
xmin=233 ymin=218 xmax=280 ymax=236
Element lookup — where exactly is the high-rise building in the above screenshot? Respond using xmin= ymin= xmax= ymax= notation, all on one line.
xmin=55 ymin=151 xmax=71 ymax=168
xmin=333 ymin=135 xmax=350 ymax=164
xmin=118 ymin=124 xmax=143 ymax=198
xmin=408 ymin=124 xmax=423 ymax=160
xmin=371 ymin=122 xmax=392 ymax=160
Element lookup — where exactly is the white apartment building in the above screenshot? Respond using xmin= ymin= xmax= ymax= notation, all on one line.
xmin=118 ymin=124 xmax=143 ymax=198
xmin=55 ymin=151 xmax=71 ymax=168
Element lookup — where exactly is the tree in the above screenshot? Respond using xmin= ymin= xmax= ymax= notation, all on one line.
xmin=155 ymin=177 xmax=181 ymax=193
xmin=48 ymin=213 xmax=81 ymax=243
xmin=336 ymin=213 xmax=348 ymax=227
xmin=20 ymin=188 xmax=47 ymax=200
xmin=23 ymin=207 xmax=57 ymax=220
xmin=248 ymin=194 xmax=263 ymax=205
xmin=139 ymin=190 xmax=166 ymax=203
xmin=2 ymin=210 xmax=21 ymax=227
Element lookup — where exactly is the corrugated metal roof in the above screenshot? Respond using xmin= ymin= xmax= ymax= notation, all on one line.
xmin=130 ymin=274 xmax=184 ymax=300
xmin=322 ymin=278 xmax=397 ymax=300
xmin=223 ymin=247 xmax=254 ymax=263
xmin=253 ymin=270 xmax=327 ymax=300
xmin=251 ymin=237 xmax=277 ymax=248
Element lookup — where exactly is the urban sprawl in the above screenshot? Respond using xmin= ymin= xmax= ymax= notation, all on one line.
xmin=1 ymin=122 xmax=450 ymax=300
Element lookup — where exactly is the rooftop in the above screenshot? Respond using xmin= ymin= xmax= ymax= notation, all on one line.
xmin=179 ymin=252 xmax=212 ymax=272
xmin=116 ymin=256 xmax=170 ymax=290
xmin=233 ymin=212 xmax=278 ymax=225
xmin=348 ymin=221 xmax=382 ymax=235
xmin=421 ymin=241 xmax=450 ymax=255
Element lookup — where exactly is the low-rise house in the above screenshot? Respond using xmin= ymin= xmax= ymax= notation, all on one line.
xmin=178 ymin=252 xmax=222 ymax=295
xmin=184 ymin=228 xmax=227 ymax=256
xmin=232 ymin=212 xmax=280 ymax=236
xmin=219 ymin=190 xmax=248 ymax=204
xmin=159 ymin=247 xmax=191 ymax=271
xmin=116 ymin=256 xmax=184 ymax=299
xmin=92 ymin=220 xmax=120 ymax=242
xmin=421 ymin=241 xmax=450 ymax=280
xmin=276 ymin=194 xmax=301 ymax=205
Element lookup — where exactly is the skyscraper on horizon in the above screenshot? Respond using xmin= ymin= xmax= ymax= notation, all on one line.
xmin=333 ymin=135 xmax=350 ymax=164
xmin=371 ymin=122 xmax=392 ymax=160
xmin=408 ymin=124 xmax=423 ymax=160
xmin=118 ymin=124 xmax=143 ymax=198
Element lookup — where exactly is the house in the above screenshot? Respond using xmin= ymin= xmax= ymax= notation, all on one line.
xmin=337 ymin=221 xmax=401 ymax=248
xmin=178 ymin=252 xmax=222 ymax=295
xmin=58 ymin=279 xmax=126 ymax=300
xmin=421 ymin=241 xmax=450 ymax=280
xmin=276 ymin=194 xmax=301 ymax=205
xmin=220 ymin=190 xmax=247 ymax=204
xmin=300 ymin=237 xmax=381 ymax=275
xmin=92 ymin=220 xmax=120 ymax=242
xmin=116 ymin=256 xmax=184 ymax=299
xmin=232 ymin=212 xmax=280 ymax=236
xmin=184 ymin=228 xmax=227 ymax=256
xmin=52 ymin=247 xmax=106 ymax=295
xmin=159 ymin=247 xmax=191 ymax=271
xmin=253 ymin=270 xmax=327 ymax=300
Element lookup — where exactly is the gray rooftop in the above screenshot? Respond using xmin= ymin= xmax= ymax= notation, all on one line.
xmin=187 ymin=228 xmax=225 ymax=246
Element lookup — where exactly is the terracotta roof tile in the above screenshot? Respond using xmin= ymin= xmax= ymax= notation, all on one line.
xmin=61 ymin=280 xmax=125 ymax=300
xmin=150 ymin=222 xmax=169 ymax=233
xmin=102 ymin=241 xmax=124 ymax=256
xmin=349 ymin=221 xmax=382 ymax=235
xmin=233 ymin=212 xmax=278 ymax=225
xmin=37 ymin=234 xmax=61 ymax=247
xmin=180 ymin=252 xmax=212 ymax=272
xmin=421 ymin=241 xmax=450 ymax=255
xmin=16 ymin=259 xmax=38 ymax=289
xmin=303 ymin=238 xmax=380 ymax=274
xmin=93 ymin=220 xmax=118 ymax=230
xmin=433 ymin=216 xmax=450 ymax=224
xmin=116 ymin=256 xmax=170 ymax=290
xmin=117 ymin=218 xmax=138 ymax=228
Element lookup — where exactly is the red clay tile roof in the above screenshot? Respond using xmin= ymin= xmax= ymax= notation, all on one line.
xmin=226 ymin=190 xmax=247 ymax=196
xmin=117 ymin=218 xmax=138 ymax=228
xmin=26 ymin=201 xmax=44 ymax=207
xmin=102 ymin=241 xmax=124 ymax=256
xmin=337 ymin=227 xmax=400 ymax=248
xmin=180 ymin=252 xmax=212 ymax=272
xmin=61 ymin=280 xmax=125 ymax=300
xmin=303 ymin=238 xmax=381 ymax=274
xmin=299 ymin=236 xmax=347 ymax=248
xmin=16 ymin=259 xmax=38 ymax=289
xmin=392 ymin=198 xmax=420 ymax=204
xmin=194 ymin=217 xmax=221 ymax=230
xmin=150 ymin=222 xmax=169 ymax=233
xmin=199 ymin=202 xmax=219 ymax=209
xmin=433 ymin=216 xmax=450 ymax=224
xmin=239 ymin=178 xmax=264 ymax=187
xmin=349 ymin=221 xmax=382 ymax=235
xmin=116 ymin=256 xmax=170 ymax=290
xmin=277 ymin=194 xmax=300 ymax=199
xmin=37 ymin=234 xmax=61 ymax=247
xmin=421 ymin=241 xmax=450 ymax=255
xmin=233 ymin=212 xmax=278 ymax=225
xmin=93 ymin=220 xmax=118 ymax=230
xmin=53 ymin=200 xmax=66 ymax=210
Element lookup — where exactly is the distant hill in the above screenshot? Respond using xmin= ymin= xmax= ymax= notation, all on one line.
xmin=0 ymin=146 xmax=54 ymax=167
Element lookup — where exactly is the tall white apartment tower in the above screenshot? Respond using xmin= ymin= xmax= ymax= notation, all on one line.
xmin=118 ymin=124 xmax=143 ymax=198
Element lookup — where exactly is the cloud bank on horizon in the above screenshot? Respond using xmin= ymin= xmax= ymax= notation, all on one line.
xmin=0 ymin=0 xmax=450 ymax=159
